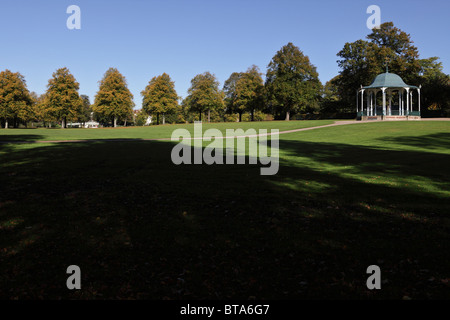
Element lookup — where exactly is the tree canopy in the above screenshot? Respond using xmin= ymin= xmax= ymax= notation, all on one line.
xmin=0 ymin=70 xmax=33 ymax=128
xmin=265 ymin=42 xmax=322 ymax=120
xmin=224 ymin=65 xmax=264 ymax=122
xmin=93 ymin=68 xmax=134 ymax=127
xmin=141 ymin=73 xmax=179 ymax=125
xmin=43 ymin=67 xmax=83 ymax=128
xmin=185 ymin=72 xmax=224 ymax=122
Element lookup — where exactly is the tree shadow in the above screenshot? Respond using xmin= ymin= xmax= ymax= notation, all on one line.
xmin=0 ymin=137 xmax=449 ymax=300
xmin=377 ymin=132 xmax=450 ymax=151
xmin=0 ymin=134 xmax=46 ymax=155
xmin=0 ymin=134 xmax=45 ymax=143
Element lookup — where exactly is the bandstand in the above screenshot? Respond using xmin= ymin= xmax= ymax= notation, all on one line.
xmin=357 ymin=71 xmax=421 ymax=121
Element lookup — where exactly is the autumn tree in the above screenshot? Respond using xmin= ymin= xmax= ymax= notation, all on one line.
xmin=224 ymin=65 xmax=264 ymax=122
xmin=141 ymin=73 xmax=179 ymax=125
xmin=43 ymin=67 xmax=83 ymax=128
xmin=0 ymin=70 xmax=33 ymax=128
xmin=93 ymin=68 xmax=134 ymax=127
xmin=28 ymin=92 xmax=56 ymax=128
xmin=236 ymin=65 xmax=264 ymax=121
xmin=265 ymin=43 xmax=322 ymax=121
xmin=34 ymin=92 xmax=57 ymax=128
xmin=185 ymin=72 xmax=224 ymax=122
xmin=27 ymin=92 xmax=41 ymax=126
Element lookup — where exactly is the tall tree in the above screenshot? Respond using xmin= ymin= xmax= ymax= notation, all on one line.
xmin=224 ymin=66 xmax=265 ymax=122
xmin=265 ymin=43 xmax=322 ymax=121
xmin=0 ymin=70 xmax=33 ymax=128
xmin=44 ymin=67 xmax=83 ymax=129
xmin=141 ymin=73 xmax=179 ymax=125
xmin=235 ymin=65 xmax=265 ymax=122
xmin=185 ymin=72 xmax=224 ymax=122
xmin=93 ymin=68 xmax=134 ymax=127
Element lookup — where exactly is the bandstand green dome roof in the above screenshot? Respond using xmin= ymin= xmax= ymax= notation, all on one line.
xmin=363 ymin=72 xmax=418 ymax=89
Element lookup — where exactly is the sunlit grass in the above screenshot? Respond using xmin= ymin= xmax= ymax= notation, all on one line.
xmin=0 ymin=120 xmax=334 ymax=141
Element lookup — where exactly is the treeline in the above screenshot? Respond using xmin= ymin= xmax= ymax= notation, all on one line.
xmin=1 ymin=22 xmax=449 ymax=128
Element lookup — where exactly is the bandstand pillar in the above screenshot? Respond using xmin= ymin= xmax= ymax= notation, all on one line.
xmin=405 ymin=87 xmax=410 ymax=115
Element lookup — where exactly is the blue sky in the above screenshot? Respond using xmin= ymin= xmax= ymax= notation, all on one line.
xmin=0 ymin=0 xmax=449 ymax=109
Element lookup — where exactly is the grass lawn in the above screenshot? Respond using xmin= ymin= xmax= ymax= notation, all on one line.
xmin=0 ymin=120 xmax=449 ymax=299
xmin=0 ymin=120 xmax=334 ymax=142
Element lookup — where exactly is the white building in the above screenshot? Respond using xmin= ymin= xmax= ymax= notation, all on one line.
xmin=85 ymin=120 xmax=99 ymax=128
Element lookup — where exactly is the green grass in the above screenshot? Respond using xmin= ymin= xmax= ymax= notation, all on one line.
xmin=0 ymin=120 xmax=449 ymax=299
xmin=0 ymin=120 xmax=334 ymax=142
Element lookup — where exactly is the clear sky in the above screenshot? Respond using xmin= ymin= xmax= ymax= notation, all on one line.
xmin=0 ymin=0 xmax=449 ymax=109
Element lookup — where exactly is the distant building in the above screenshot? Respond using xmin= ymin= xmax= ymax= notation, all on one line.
xmin=84 ymin=120 xmax=99 ymax=128
xmin=68 ymin=112 xmax=100 ymax=128
xmin=85 ymin=112 xmax=99 ymax=128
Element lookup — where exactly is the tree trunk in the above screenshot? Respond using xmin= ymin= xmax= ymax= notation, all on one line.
xmin=199 ymin=112 xmax=202 ymax=122
xmin=157 ymin=113 xmax=160 ymax=125
xmin=162 ymin=113 xmax=165 ymax=125
xmin=208 ymin=109 xmax=211 ymax=123
xmin=239 ymin=112 xmax=242 ymax=122
xmin=5 ymin=119 xmax=8 ymax=129
xmin=285 ymin=111 xmax=290 ymax=121
xmin=61 ymin=117 xmax=66 ymax=129
xmin=114 ymin=116 xmax=117 ymax=128
xmin=124 ymin=120 xmax=127 ymax=127
xmin=251 ymin=109 xmax=255 ymax=122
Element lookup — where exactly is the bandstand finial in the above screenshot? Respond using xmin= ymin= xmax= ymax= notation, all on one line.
xmin=385 ymin=57 xmax=390 ymax=73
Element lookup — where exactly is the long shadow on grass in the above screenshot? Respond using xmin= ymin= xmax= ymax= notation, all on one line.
xmin=0 ymin=138 xmax=449 ymax=300
xmin=0 ymin=134 xmax=45 ymax=146
xmin=378 ymin=132 xmax=450 ymax=152
xmin=0 ymin=134 xmax=46 ymax=159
